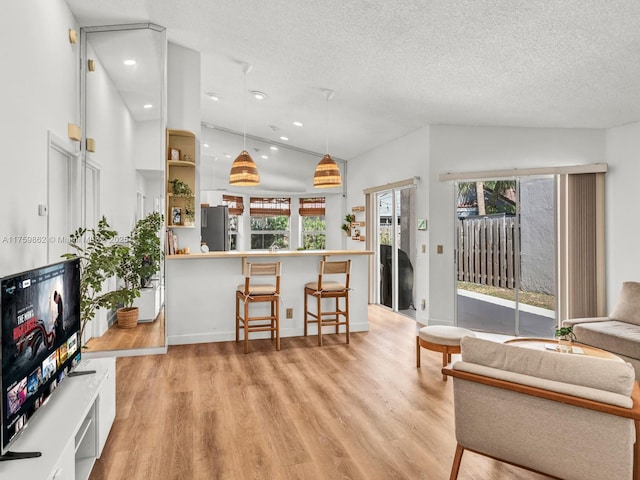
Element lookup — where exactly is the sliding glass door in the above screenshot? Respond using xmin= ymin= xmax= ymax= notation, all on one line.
xmin=375 ymin=186 xmax=416 ymax=317
xmin=455 ymin=177 xmax=556 ymax=336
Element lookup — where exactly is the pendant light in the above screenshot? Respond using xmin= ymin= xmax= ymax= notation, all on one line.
xmin=313 ymin=89 xmax=342 ymax=188
xmin=229 ymin=62 xmax=260 ymax=186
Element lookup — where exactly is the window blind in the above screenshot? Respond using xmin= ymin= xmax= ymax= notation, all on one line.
xmin=298 ymin=197 xmax=326 ymax=216
xmin=222 ymin=195 xmax=244 ymax=215
xmin=249 ymin=197 xmax=291 ymax=216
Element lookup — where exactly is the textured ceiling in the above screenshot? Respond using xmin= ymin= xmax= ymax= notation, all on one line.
xmin=66 ymin=0 xmax=640 ymax=161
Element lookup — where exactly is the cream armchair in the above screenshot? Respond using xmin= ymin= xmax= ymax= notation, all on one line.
xmin=444 ymin=337 xmax=640 ymax=480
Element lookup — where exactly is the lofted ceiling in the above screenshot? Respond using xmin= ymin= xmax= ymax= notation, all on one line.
xmin=65 ymin=0 xmax=640 ymax=164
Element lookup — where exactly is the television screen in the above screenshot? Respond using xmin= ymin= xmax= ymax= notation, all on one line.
xmin=1 ymin=258 xmax=81 ymax=454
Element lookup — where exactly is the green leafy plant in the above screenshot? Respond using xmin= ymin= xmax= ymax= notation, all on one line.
xmin=62 ymin=216 xmax=125 ymax=339
xmin=342 ymin=214 xmax=355 ymax=233
xmin=554 ymin=326 xmax=576 ymax=340
xmin=184 ymin=197 xmax=196 ymax=223
xmin=169 ymin=178 xmax=192 ymax=196
xmin=170 ymin=179 xmax=195 ymax=224
xmin=104 ymin=212 xmax=164 ymax=309
xmin=131 ymin=212 xmax=164 ymax=288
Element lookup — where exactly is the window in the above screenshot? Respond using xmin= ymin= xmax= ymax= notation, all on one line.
xmin=299 ymin=197 xmax=326 ymax=249
xmin=250 ymin=197 xmax=290 ymax=249
xmin=223 ymin=195 xmax=244 ymax=251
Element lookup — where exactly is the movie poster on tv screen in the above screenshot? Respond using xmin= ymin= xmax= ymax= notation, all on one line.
xmin=1 ymin=260 xmax=80 ymax=449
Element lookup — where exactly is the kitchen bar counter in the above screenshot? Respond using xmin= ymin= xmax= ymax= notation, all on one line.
xmin=166 ymin=249 xmax=373 ymax=259
xmin=165 ymin=250 xmax=372 ymax=345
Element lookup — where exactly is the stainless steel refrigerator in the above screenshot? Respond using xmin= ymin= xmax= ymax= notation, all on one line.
xmin=201 ymin=205 xmax=229 ymax=251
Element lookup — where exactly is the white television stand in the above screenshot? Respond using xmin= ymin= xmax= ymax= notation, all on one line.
xmin=0 ymin=357 xmax=116 ymax=480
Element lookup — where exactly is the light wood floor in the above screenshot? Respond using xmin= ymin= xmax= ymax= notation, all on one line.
xmin=83 ymin=308 xmax=165 ymax=352
xmin=89 ymin=305 xmax=551 ymax=480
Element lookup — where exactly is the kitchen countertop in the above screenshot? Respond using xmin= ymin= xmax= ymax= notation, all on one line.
xmin=166 ymin=249 xmax=373 ymax=259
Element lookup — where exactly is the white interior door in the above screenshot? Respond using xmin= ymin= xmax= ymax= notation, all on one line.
xmin=47 ymin=135 xmax=77 ymax=263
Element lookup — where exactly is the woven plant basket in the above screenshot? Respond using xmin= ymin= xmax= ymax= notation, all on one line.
xmin=116 ymin=307 xmax=139 ymax=329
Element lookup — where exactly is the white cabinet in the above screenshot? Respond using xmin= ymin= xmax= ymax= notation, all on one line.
xmin=0 ymin=358 xmax=116 ymax=480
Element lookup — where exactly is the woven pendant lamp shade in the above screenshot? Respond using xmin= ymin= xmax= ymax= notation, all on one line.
xmin=313 ymin=154 xmax=342 ymax=188
xmin=229 ymin=150 xmax=260 ymax=186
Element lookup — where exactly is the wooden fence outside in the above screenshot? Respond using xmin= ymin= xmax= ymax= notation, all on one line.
xmin=456 ymin=216 xmax=516 ymax=288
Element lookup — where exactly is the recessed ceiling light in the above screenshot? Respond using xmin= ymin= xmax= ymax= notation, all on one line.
xmin=270 ymin=146 xmax=278 ymax=151
xmin=261 ymin=155 xmax=268 ymax=159
xmin=293 ymin=121 xmax=303 ymax=127
xmin=143 ymin=104 xmax=153 ymax=109
xmin=124 ymin=59 xmax=136 ymax=66
xmin=205 ymin=92 xmax=221 ymax=101
xmin=251 ymin=90 xmax=267 ymax=100
xmin=279 ymin=136 xmax=289 ymax=141
xmin=203 ymin=143 xmax=209 ymax=148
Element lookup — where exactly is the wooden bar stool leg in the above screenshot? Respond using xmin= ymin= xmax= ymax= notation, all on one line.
xmin=270 ymin=301 xmax=275 ymax=341
xmin=416 ymin=336 xmax=421 ymax=368
xmin=345 ymin=295 xmax=350 ymax=344
xmin=244 ymin=300 xmax=250 ymax=354
xmin=304 ymin=291 xmax=308 ymax=337
xmin=335 ymin=297 xmax=340 ymax=334
xmin=235 ymin=294 xmax=240 ymax=343
xmin=275 ymin=298 xmax=280 ymax=351
xmin=317 ymin=294 xmax=323 ymax=346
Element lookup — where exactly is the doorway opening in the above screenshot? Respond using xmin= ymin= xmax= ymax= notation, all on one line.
xmin=374 ymin=186 xmax=417 ymax=318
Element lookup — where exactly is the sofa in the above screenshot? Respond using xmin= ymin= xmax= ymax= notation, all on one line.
xmin=563 ymin=281 xmax=640 ymax=381
xmin=445 ymin=336 xmax=640 ymax=480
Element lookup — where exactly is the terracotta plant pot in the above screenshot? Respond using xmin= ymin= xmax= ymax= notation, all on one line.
xmin=116 ymin=306 xmax=139 ymax=329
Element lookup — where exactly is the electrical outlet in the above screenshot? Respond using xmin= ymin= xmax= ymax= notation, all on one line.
xmin=437 ymin=245 xmax=444 ymax=254
xmin=421 ymin=299 xmax=426 ymax=310
xmin=286 ymin=308 xmax=293 ymax=319
xmin=421 ymin=244 xmax=426 ymax=254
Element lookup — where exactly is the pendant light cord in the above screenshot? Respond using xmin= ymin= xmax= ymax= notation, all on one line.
xmin=243 ymin=67 xmax=247 ymax=151
xmin=325 ymin=94 xmax=329 ymax=154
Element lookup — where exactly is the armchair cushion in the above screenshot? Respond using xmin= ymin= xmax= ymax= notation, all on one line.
xmin=610 ymin=281 xmax=640 ymax=326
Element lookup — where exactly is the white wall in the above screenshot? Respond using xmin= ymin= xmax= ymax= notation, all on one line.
xmin=134 ymin=120 xmax=163 ymax=171
xmin=0 ymin=1 xmax=79 ymax=276
xmin=605 ymin=121 xmax=640 ymax=306
xmin=428 ymin=125 xmax=606 ymax=324
xmin=346 ymin=127 xmax=430 ymax=323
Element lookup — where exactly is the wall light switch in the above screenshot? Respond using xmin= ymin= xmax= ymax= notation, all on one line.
xmin=437 ymin=245 xmax=443 ymax=254
xmin=421 ymin=244 xmax=426 ymax=254
xmin=38 ymin=204 xmax=48 ymax=216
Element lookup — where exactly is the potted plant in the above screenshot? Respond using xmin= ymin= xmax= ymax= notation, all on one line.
xmin=105 ymin=212 xmax=164 ymax=328
xmin=169 ymin=178 xmax=192 ymax=196
xmin=131 ymin=212 xmax=164 ymax=288
xmin=183 ymin=196 xmax=196 ymax=226
xmin=169 ymin=179 xmax=195 ymax=226
xmin=554 ymin=326 xmax=576 ymax=353
xmin=62 ymin=216 xmax=123 ymax=341
xmin=342 ymin=214 xmax=355 ymax=236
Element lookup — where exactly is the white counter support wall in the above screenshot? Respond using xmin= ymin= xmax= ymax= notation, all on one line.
xmin=165 ymin=250 xmax=372 ymax=345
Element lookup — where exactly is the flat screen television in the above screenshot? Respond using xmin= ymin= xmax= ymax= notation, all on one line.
xmin=0 ymin=258 xmax=81 ymax=457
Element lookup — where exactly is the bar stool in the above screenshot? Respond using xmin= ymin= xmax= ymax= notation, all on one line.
xmin=235 ymin=262 xmax=281 ymax=353
xmin=304 ymin=259 xmax=351 ymax=346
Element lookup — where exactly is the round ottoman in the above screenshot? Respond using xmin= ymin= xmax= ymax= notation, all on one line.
xmin=416 ymin=325 xmax=476 ymax=380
